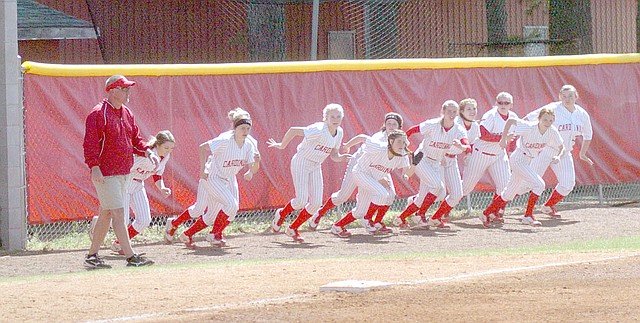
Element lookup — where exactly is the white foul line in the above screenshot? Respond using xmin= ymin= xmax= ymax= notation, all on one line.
xmin=85 ymin=253 xmax=639 ymax=323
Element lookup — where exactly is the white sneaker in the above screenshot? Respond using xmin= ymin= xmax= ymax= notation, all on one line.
xmin=285 ymin=227 xmax=304 ymax=242
xmin=359 ymin=219 xmax=377 ymax=234
xmin=88 ymin=216 xmax=98 ymax=242
xmin=205 ymin=233 xmax=226 ymax=247
xmin=110 ymin=239 xmax=123 ymax=255
xmin=330 ymin=225 xmax=352 ymax=238
xmin=522 ymin=216 xmax=542 ymax=226
xmin=164 ymin=216 xmax=177 ymax=243
xmin=393 ymin=216 xmax=410 ymax=229
xmin=411 ymin=215 xmax=429 ymax=229
xmin=427 ymin=218 xmax=450 ymax=230
xmin=271 ymin=208 xmax=283 ymax=233
xmin=179 ymin=233 xmax=195 ymax=248
xmin=308 ymin=213 xmax=320 ymax=231
xmin=541 ymin=205 xmax=561 ymax=218
xmin=478 ymin=213 xmax=491 ymax=229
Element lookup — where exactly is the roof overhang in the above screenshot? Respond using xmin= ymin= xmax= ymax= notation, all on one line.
xmin=17 ymin=0 xmax=98 ymax=41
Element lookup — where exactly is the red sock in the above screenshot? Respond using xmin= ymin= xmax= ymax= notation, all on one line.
xmin=280 ymin=202 xmax=293 ymax=220
xmin=484 ymin=195 xmax=508 ymax=216
xmin=290 ymin=208 xmax=313 ymax=230
xmin=211 ymin=211 xmax=230 ymax=235
xmin=545 ymin=190 xmax=565 ymax=207
xmin=363 ymin=203 xmax=379 ymax=221
xmin=335 ymin=212 xmax=356 ymax=227
xmin=318 ymin=198 xmax=335 ymax=217
xmin=183 ymin=217 xmax=207 ymax=237
xmin=417 ymin=193 xmax=437 ymax=216
xmin=399 ymin=203 xmax=419 ymax=220
xmin=127 ymin=225 xmax=139 ymax=239
xmin=432 ymin=201 xmax=453 ymax=220
xmin=374 ymin=205 xmax=390 ymax=223
xmin=172 ymin=209 xmax=192 ymax=227
xmin=525 ymin=193 xmax=539 ymax=217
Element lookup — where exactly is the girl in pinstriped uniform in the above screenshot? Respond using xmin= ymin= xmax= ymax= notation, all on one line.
xmin=330 ymin=130 xmax=413 ymax=237
xmin=482 ymin=107 xmax=564 ymax=227
xmin=268 ymin=103 xmax=350 ymax=243
xmin=394 ymin=100 xmax=470 ymax=229
xmin=107 ymin=130 xmax=175 ymax=253
xmin=164 ymin=108 xmax=260 ymax=247
xmin=309 ymin=112 xmax=404 ymax=231
xmin=460 ymin=92 xmax=519 ymax=225
xmin=525 ymin=85 xmax=593 ymax=218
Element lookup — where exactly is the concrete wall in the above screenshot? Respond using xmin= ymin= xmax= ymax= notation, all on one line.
xmin=1 ymin=0 xmax=26 ymax=251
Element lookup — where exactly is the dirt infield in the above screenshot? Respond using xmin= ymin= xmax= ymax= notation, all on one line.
xmin=1 ymin=206 xmax=639 ymax=322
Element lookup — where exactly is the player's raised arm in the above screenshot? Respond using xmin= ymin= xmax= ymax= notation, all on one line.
xmin=267 ymin=127 xmax=305 ymax=149
xmin=342 ymin=134 xmax=369 ymax=153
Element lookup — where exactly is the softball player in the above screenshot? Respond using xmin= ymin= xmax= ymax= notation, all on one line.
xmin=309 ymin=112 xmax=403 ymax=230
xmin=331 ymin=130 xmax=412 ymax=237
xmin=268 ymin=103 xmax=349 ymax=242
xmin=481 ymin=108 xmax=564 ymax=227
xmin=393 ymin=100 xmax=470 ymax=229
xmin=108 ymin=130 xmax=175 ymax=253
xmin=460 ymin=92 xmax=518 ymax=223
xmin=525 ymin=85 xmax=593 ymax=218
xmin=164 ymin=108 xmax=260 ymax=247
xmin=438 ymin=98 xmax=480 ymax=223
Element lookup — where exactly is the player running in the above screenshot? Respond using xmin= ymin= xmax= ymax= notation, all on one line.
xmin=331 ymin=130 xmax=413 ymax=237
xmin=309 ymin=112 xmax=404 ymax=231
xmin=460 ymin=92 xmax=518 ymax=225
xmin=105 ymin=130 xmax=175 ymax=253
xmin=268 ymin=103 xmax=350 ymax=243
xmin=164 ymin=108 xmax=260 ymax=247
xmin=393 ymin=100 xmax=470 ymax=229
xmin=525 ymin=85 xmax=593 ymax=218
xmin=481 ymin=107 xmax=564 ymax=227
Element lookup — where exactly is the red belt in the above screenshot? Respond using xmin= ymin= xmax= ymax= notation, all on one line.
xmin=475 ymin=148 xmax=496 ymax=157
xmin=133 ymin=178 xmax=143 ymax=182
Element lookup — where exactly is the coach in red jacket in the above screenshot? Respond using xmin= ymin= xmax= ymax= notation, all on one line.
xmin=82 ymin=75 xmax=156 ymax=269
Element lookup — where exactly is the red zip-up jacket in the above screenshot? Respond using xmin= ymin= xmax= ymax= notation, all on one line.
xmin=83 ymin=100 xmax=148 ymax=176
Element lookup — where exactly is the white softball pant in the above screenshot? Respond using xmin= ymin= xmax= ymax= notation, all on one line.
xmin=329 ymin=155 xmax=358 ymax=206
xmin=289 ymin=155 xmax=324 ymax=214
xmin=189 ymin=177 xmax=239 ymax=222
xmin=412 ymin=157 xmax=446 ymax=205
xmin=530 ymin=146 xmax=575 ymax=196
xmin=462 ymin=149 xmax=511 ymax=196
xmin=351 ymin=172 xmax=395 ymax=219
xmin=124 ymin=180 xmax=152 ymax=232
xmin=501 ymin=153 xmax=544 ymax=201
xmin=442 ymin=157 xmax=463 ymax=207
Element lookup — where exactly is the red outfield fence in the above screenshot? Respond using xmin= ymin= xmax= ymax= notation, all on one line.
xmin=22 ymin=56 xmax=640 ymax=225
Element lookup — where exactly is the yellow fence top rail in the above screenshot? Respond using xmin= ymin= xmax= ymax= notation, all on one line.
xmin=22 ymin=53 xmax=640 ymax=77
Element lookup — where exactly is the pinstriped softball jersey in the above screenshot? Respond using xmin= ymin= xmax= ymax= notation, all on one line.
xmin=288 ymin=122 xmax=343 ymax=213
xmin=412 ymin=118 xmax=467 ymax=205
xmin=351 ymin=137 xmax=410 ymax=218
xmin=330 ymin=131 xmax=387 ymax=205
xmin=462 ymin=107 xmax=518 ymax=196
xmin=124 ymin=149 xmax=171 ymax=231
xmin=455 ymin=116 xmax=480 ymax=144
xmin=525 ymin=102 xmax=592 ymax=196
xmin=501 ymin=120 xmax=564 ymax=200
xmin=194 ymin=131 xmax=258 ymax=219
xmin=295 ymin=122 xmax=343 ymax=162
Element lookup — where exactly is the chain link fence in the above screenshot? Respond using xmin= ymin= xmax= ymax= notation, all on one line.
xmin=26 ymin=181 xmax=639 ymax=249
